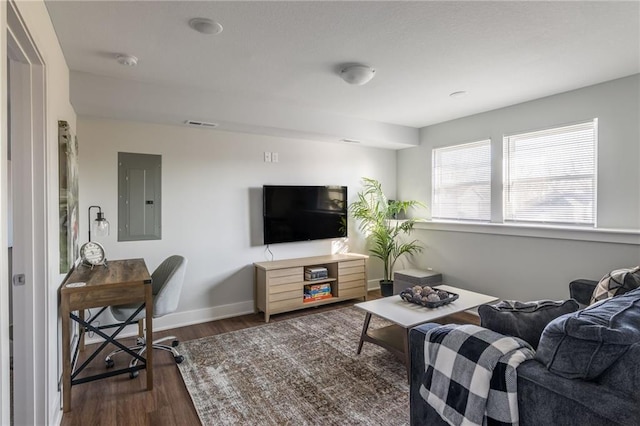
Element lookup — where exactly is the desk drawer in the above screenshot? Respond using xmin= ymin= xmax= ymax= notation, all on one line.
xmin=67 ymin=286 xmax=147 ymax=311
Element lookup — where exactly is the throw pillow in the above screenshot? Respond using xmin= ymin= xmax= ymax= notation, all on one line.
xmin=478 ymin=299 xmax=579 ymax=349
xmin=536 ymin=287 xmax=640 ymax=380
xmin=590 ymin=266 xmax=640 ymax=304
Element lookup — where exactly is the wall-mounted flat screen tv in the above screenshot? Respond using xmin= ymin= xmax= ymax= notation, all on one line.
xmin=263 ymin=185 xmax=348 ymax=245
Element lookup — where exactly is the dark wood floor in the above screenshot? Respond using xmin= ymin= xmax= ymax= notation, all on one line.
xmin=60 ymin=291 xmax=478 ymax=426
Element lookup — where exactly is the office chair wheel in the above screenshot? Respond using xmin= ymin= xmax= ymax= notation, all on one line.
xmin=172 ymin=339 xmax=179 ymax=347
xmin=129 ymin=371 xmax=139 ymax=379
xmin=174 ymin=355 xmax=184 ymax=364
xmin=105 ymin=358 xmax=115 ymax=368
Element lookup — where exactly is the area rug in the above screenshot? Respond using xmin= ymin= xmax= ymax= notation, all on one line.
xmin=177 ymin=307 xmax=409 ymax=425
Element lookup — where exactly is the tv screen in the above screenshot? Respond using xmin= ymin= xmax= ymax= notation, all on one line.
xmin=263 ymin=185 xmax=347 ymax=244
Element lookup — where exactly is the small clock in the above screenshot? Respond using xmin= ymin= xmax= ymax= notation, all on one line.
xmin=80 ymin=241 xmax=107 ymax=267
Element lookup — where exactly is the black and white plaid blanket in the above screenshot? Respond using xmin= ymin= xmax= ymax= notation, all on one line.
xmin=419 ymin=324 xmax=534 ymax=426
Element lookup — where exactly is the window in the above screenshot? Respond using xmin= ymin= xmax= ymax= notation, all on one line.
xmin=432 ymin=140 xmax=491 ymax=221
xmin=503 ymin=120 xmax=597 ymax=226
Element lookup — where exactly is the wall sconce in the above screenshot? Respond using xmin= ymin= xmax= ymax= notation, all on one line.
xmin=88 ymin=205 xmax=110 ymax=242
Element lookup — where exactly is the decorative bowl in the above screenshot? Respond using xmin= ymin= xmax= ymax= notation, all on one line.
xmin=399 ymin=286 xmax=459 ymax=308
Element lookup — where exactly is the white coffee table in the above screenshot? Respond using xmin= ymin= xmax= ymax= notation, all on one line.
xmin=354 ymin=284 xmax=498 ymax=379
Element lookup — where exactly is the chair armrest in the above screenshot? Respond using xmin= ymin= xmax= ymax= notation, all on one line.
xmin=569 ymin=279 xmax=597 ymax=306
xmin=518 ymin=360 xmax=640 ymax=425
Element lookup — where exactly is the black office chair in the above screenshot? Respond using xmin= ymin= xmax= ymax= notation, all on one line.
xmin=105 ymin=255 xmax=187 ymax=377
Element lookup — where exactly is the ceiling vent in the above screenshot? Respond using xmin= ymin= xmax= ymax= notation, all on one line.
xmin=340 ymin=138 xmax=361 ymax=144
xmin=184 ymin=120 xmax=219 ymax=128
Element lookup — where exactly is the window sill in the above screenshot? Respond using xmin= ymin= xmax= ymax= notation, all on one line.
xmin=412 ymin=220 xmax=640 ymax=245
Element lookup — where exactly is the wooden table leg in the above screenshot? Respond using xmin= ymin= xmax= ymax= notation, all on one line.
xmin=357 ymin=313 xmax=372 ymax=355
xmin=145 ymin=285 xmax=153 ymax=390
xmin=62 ymin=297 xmax=71 ymax=412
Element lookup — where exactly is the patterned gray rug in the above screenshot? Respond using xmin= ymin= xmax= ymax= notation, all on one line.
xmin=177 ymin=307 xmax=409 ymax=425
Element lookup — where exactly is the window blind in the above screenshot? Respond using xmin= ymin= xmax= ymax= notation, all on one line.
xmin=504 ymin=119 xmax=597 ymax=226
xmin=432 ymin=139 xmax=491 ymax=221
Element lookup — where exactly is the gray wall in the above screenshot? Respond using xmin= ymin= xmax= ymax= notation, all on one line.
xmin=78 ymin=118 xmax=396 ymax=327
xmin=78 ymin=75 xmax=640 ymax=327
xmin=397 ymin=74 xmax=640 ymax=301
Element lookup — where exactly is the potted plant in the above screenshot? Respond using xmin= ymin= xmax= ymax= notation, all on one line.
xmin=349 ymin=177 xmax=424 ymax=297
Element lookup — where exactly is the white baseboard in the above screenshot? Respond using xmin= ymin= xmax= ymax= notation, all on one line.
xmin=367 ymin=279 xmax=380 ymax=291
xmin=84 ymin=300 xmax=256 ymax=345
xmin=51 ymin=394 xmax=62 ymax=425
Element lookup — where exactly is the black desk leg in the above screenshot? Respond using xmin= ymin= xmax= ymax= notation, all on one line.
xmin=357 ymin=313 xmax=372 ymax=355
xmin=69 ymin=304 xmax=146 ymax=384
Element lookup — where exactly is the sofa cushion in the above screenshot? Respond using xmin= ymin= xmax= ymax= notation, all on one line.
xmin=478 ymin=299 xmax=579 ymax=349
xmin=590 ymin=266 xmax=640 ymax=304
xmin=536 ymin=287 xmax=640 ymax=380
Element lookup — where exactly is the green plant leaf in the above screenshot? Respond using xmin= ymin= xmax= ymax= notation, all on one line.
xmin=349 ymin=177 xmax=425 ymax=281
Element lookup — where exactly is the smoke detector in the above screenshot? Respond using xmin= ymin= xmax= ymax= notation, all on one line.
xmin=189 ymin=18 xmax=223 ymax=35
xmin=116 ymin=54 xmax=138 ymax=67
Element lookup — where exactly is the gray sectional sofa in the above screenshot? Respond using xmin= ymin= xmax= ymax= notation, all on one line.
xmin=409 ymin=280 xmax=640 ymax=426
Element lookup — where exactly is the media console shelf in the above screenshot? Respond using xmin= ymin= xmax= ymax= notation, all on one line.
xmin=254 ymin=253 xmax=368 ymax=322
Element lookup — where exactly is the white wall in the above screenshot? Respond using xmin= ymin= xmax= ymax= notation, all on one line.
xmin=78 ymin=118 xmax=396 ymax=327
xmin=1 ymin=1 xmax=77 ymax=424
xmin=0 ymin=4 xmax=8 ymax=424
xmin=397 ymin=75 xmax=640 ymax=301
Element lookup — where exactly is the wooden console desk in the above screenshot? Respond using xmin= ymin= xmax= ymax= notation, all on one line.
xmin=60 ymin=258 xmax=153 ymax=412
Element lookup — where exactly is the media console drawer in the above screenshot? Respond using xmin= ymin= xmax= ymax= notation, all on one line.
xmin=267 ymin=267 xmax=303 ymax=279
xmin=254 ymin=254 xmax=368 ymax=322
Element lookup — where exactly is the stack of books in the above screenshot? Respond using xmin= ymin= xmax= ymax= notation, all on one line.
xmin=305 ymin=266 xmax=328 ymax=280
xmin=303 ymin=283 xmax=332 ymax=303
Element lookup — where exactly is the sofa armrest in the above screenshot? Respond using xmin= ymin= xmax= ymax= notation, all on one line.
xmin=409 ymin=323 xmax=448 ymax=426
xmin=518 ymin=360 xmax=640 ymax=426
xmin=569 ymin=279 xmax=597 ymax=306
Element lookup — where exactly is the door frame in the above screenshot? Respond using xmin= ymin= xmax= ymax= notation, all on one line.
xmin=1 ymin=1 xmax=48 ymax=424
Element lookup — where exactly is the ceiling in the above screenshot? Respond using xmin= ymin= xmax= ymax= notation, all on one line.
xmin=45 ymin=1 xmax=640 ymax=148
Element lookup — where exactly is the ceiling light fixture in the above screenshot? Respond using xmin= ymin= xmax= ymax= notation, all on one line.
xmin=189 ymin=18 xmax=223 ymax=35
xmin=449 ymin=91 xmax=468 ymax=99
xmin=116 ymin=54 xmax=138 ymax=67
xmin=340 ymin=65 xmax=376 ymax=85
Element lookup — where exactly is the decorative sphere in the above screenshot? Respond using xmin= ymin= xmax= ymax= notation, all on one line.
xmin=427 ymin=293 xmax=440 ymax=302
xmin=437 ymin=290 xmax=449 ymax=300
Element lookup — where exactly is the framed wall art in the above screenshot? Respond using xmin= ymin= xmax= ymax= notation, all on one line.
xmin=58 ymin=120 xmax=79 ymax=273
